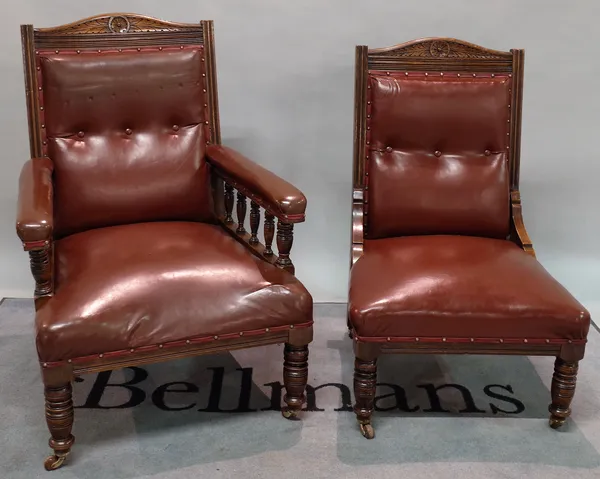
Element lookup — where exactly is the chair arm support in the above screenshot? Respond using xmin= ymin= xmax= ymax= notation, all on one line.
xmin=16 ymin=157 xmax=54 ymax=250
xmin=206 ymin=145 xmax=307 ymax=223
xmin=510 ymin=190 xmax=536 ymax=258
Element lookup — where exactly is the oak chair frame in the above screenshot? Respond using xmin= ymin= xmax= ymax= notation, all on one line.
xmin=349 ymin=38 xmax=584 ymax=439
xmin=20 ymin=13 xmax=311 ymax=470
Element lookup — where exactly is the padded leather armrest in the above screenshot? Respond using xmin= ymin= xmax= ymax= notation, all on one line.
xmin=16 ymin=158 xmax=54 ymax=249
xmin=206 ymin=145 xmax=306 ymax=223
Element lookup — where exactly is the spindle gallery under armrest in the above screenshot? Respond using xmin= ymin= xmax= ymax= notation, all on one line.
xmin=217 ymin=179 xmax=297 ymax=275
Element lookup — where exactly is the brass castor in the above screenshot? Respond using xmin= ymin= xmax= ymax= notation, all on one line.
xmin=282 ymin=408 xmax=300 ymax=420
xmin=549 ymin=416 xmax=566 ymax=429
xmin=359 ymin=422 xmax=375 ymax=439
xmin=44 ymin=454 xmax=67 ymax=471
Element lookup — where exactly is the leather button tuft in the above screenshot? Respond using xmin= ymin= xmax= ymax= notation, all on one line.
xmin=77 ymin=131 xmax=85 ymax=138
xmin=385 ymin=146 xmax=393 ymax=153
xmin=434 ymin=150 xmax=442 ymax=157
xmin=125 ymin=128 xmax=132 ymax=135
xmin=484 ymin=149 xmax=491 ymax=156
xmin=172 ymin=125 xmax=180 ymax=132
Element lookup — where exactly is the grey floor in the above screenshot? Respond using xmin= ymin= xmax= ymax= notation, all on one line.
xmin=1 ymin=299 xmax=600 ymax=479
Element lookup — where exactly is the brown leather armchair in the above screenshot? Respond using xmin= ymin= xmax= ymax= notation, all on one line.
xmin=17 ymin=14 xmax=313 ymax=470
xmin=348 ymin=38 xmax=590 ymax=439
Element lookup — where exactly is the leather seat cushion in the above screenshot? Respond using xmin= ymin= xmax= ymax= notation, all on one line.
xmin=348 ymin=236 xmax=590 ymax=342
xmin=36 ymin=222 xmax=312 ymax=362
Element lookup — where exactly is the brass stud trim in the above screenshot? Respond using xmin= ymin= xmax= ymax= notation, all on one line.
xmin=442 ymin=338 xmax=447 ymax=342
xmin=158 ymin=344 xmax=163 ymax=348
xmin=43 ymin=363 xmax=47 ymax=367
xmin=186 ymin=340 xmax=190 ymax=344
xmin=415 ymin=337 xmax=420 ymax=342
xmin=214 ymin=336 xmax=218 ymax=340
xmin=523 ymin=339 xmax=528 ymax=343
xmin=265 ymin=328 xmax=270 ymax=332
xmin=290 ymin=325 xmax=294 ymax=329
xmin=99 ymin=354 xmax=103 ymax=358
xmin=130 ymin=349 xmax=134 ymax=352
xmin=67 ymin=359 xmax=72 ymax=363
xmin=387 ymin=337 xmax=391 ymax=341
xmin=239 ymin=332 xmax=244 ymax=336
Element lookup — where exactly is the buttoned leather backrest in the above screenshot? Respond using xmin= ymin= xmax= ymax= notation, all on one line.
xmin=38 ymin=46 xmax=213 ymax=237
xmin=366 ymin=72 xmax=511 ymax=239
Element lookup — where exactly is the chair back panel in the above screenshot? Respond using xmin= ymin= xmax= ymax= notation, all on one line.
xmin=22 ymin=14 xmax=220 ymax=238
xmin=366 ymin=72 xmax=511 ymax=238
xmin=351 ymin=38 xmax=523 ymax=252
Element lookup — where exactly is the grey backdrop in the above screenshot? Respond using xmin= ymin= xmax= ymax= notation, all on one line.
xmin=2 ymin=1 xmax=599 ymax=307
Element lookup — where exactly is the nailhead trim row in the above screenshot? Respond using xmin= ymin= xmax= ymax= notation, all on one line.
xmin=40 ymin=320 xmax=313 ymax=368
xmin=354 ymin=333 xmax=586 ymax=345
xmin=362 ymin=71 xmax=513 ymax=237
xmin=34 ymin=45 xmax=208 ymax=157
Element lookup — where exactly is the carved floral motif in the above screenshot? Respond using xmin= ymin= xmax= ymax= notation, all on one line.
xmin=43 ymin=14 xmax=191 ymax=35
xmin=375 ymin=40 xmax=507 ymax=59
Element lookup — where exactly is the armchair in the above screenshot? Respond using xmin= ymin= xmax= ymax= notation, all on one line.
xmin=348 ymin=38 xmax=590 ymax=439
xmin=17 ymin=14 xmax=312 ymax=470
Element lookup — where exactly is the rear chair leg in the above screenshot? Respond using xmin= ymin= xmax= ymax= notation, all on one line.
xmin=354 ymin=357 xmax=377 ymax=439
xmin=549 ymin=357 xmax=579 ymax=429
xmin=282 ymin=343 xmax=309 ymax=420
xmin=44 ymin=381 xmax=75 ymax=470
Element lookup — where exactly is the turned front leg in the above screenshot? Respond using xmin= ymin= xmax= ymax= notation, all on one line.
xmin=354 ymin=357 xmax=377 ymax=439
xmin=282 ymin=343 xmax=309 ymax=420
xmin=44 ymin=382 xmax=75 ymax=470
xmin=549 ymin=357 xmax=579 ymax=429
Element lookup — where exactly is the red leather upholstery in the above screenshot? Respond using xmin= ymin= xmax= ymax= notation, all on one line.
xmin=36 ymin=222 xmax=312 ymax=363
xmin=39 ymin=47 xmax=213 ymax=237
xmin=366 ymin=73 xmax=511 ymax=239
xmin=349 ymin=236 xmax=590 ymax=342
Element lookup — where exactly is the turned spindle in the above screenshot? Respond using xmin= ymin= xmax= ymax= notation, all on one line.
xmin=249 ymin=201 xmax=260 ymax=245
xmin=29 ymin=247 xmax=52 ymax=297
xmin=224 ymin=184 xmax=234 ymax=223
xmin=264 ymin=213 xmax=275 ymax=255
xmin=275 ymin=221 xmax=294 ymax=274
xmin=236 ymin=192 xmax=247 ymax=234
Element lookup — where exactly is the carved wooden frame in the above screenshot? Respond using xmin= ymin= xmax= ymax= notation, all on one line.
xmin=349 ymin=38 xmax=584 ymax=439
xmin=20 ymin=13 xmax=311 ymax=470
